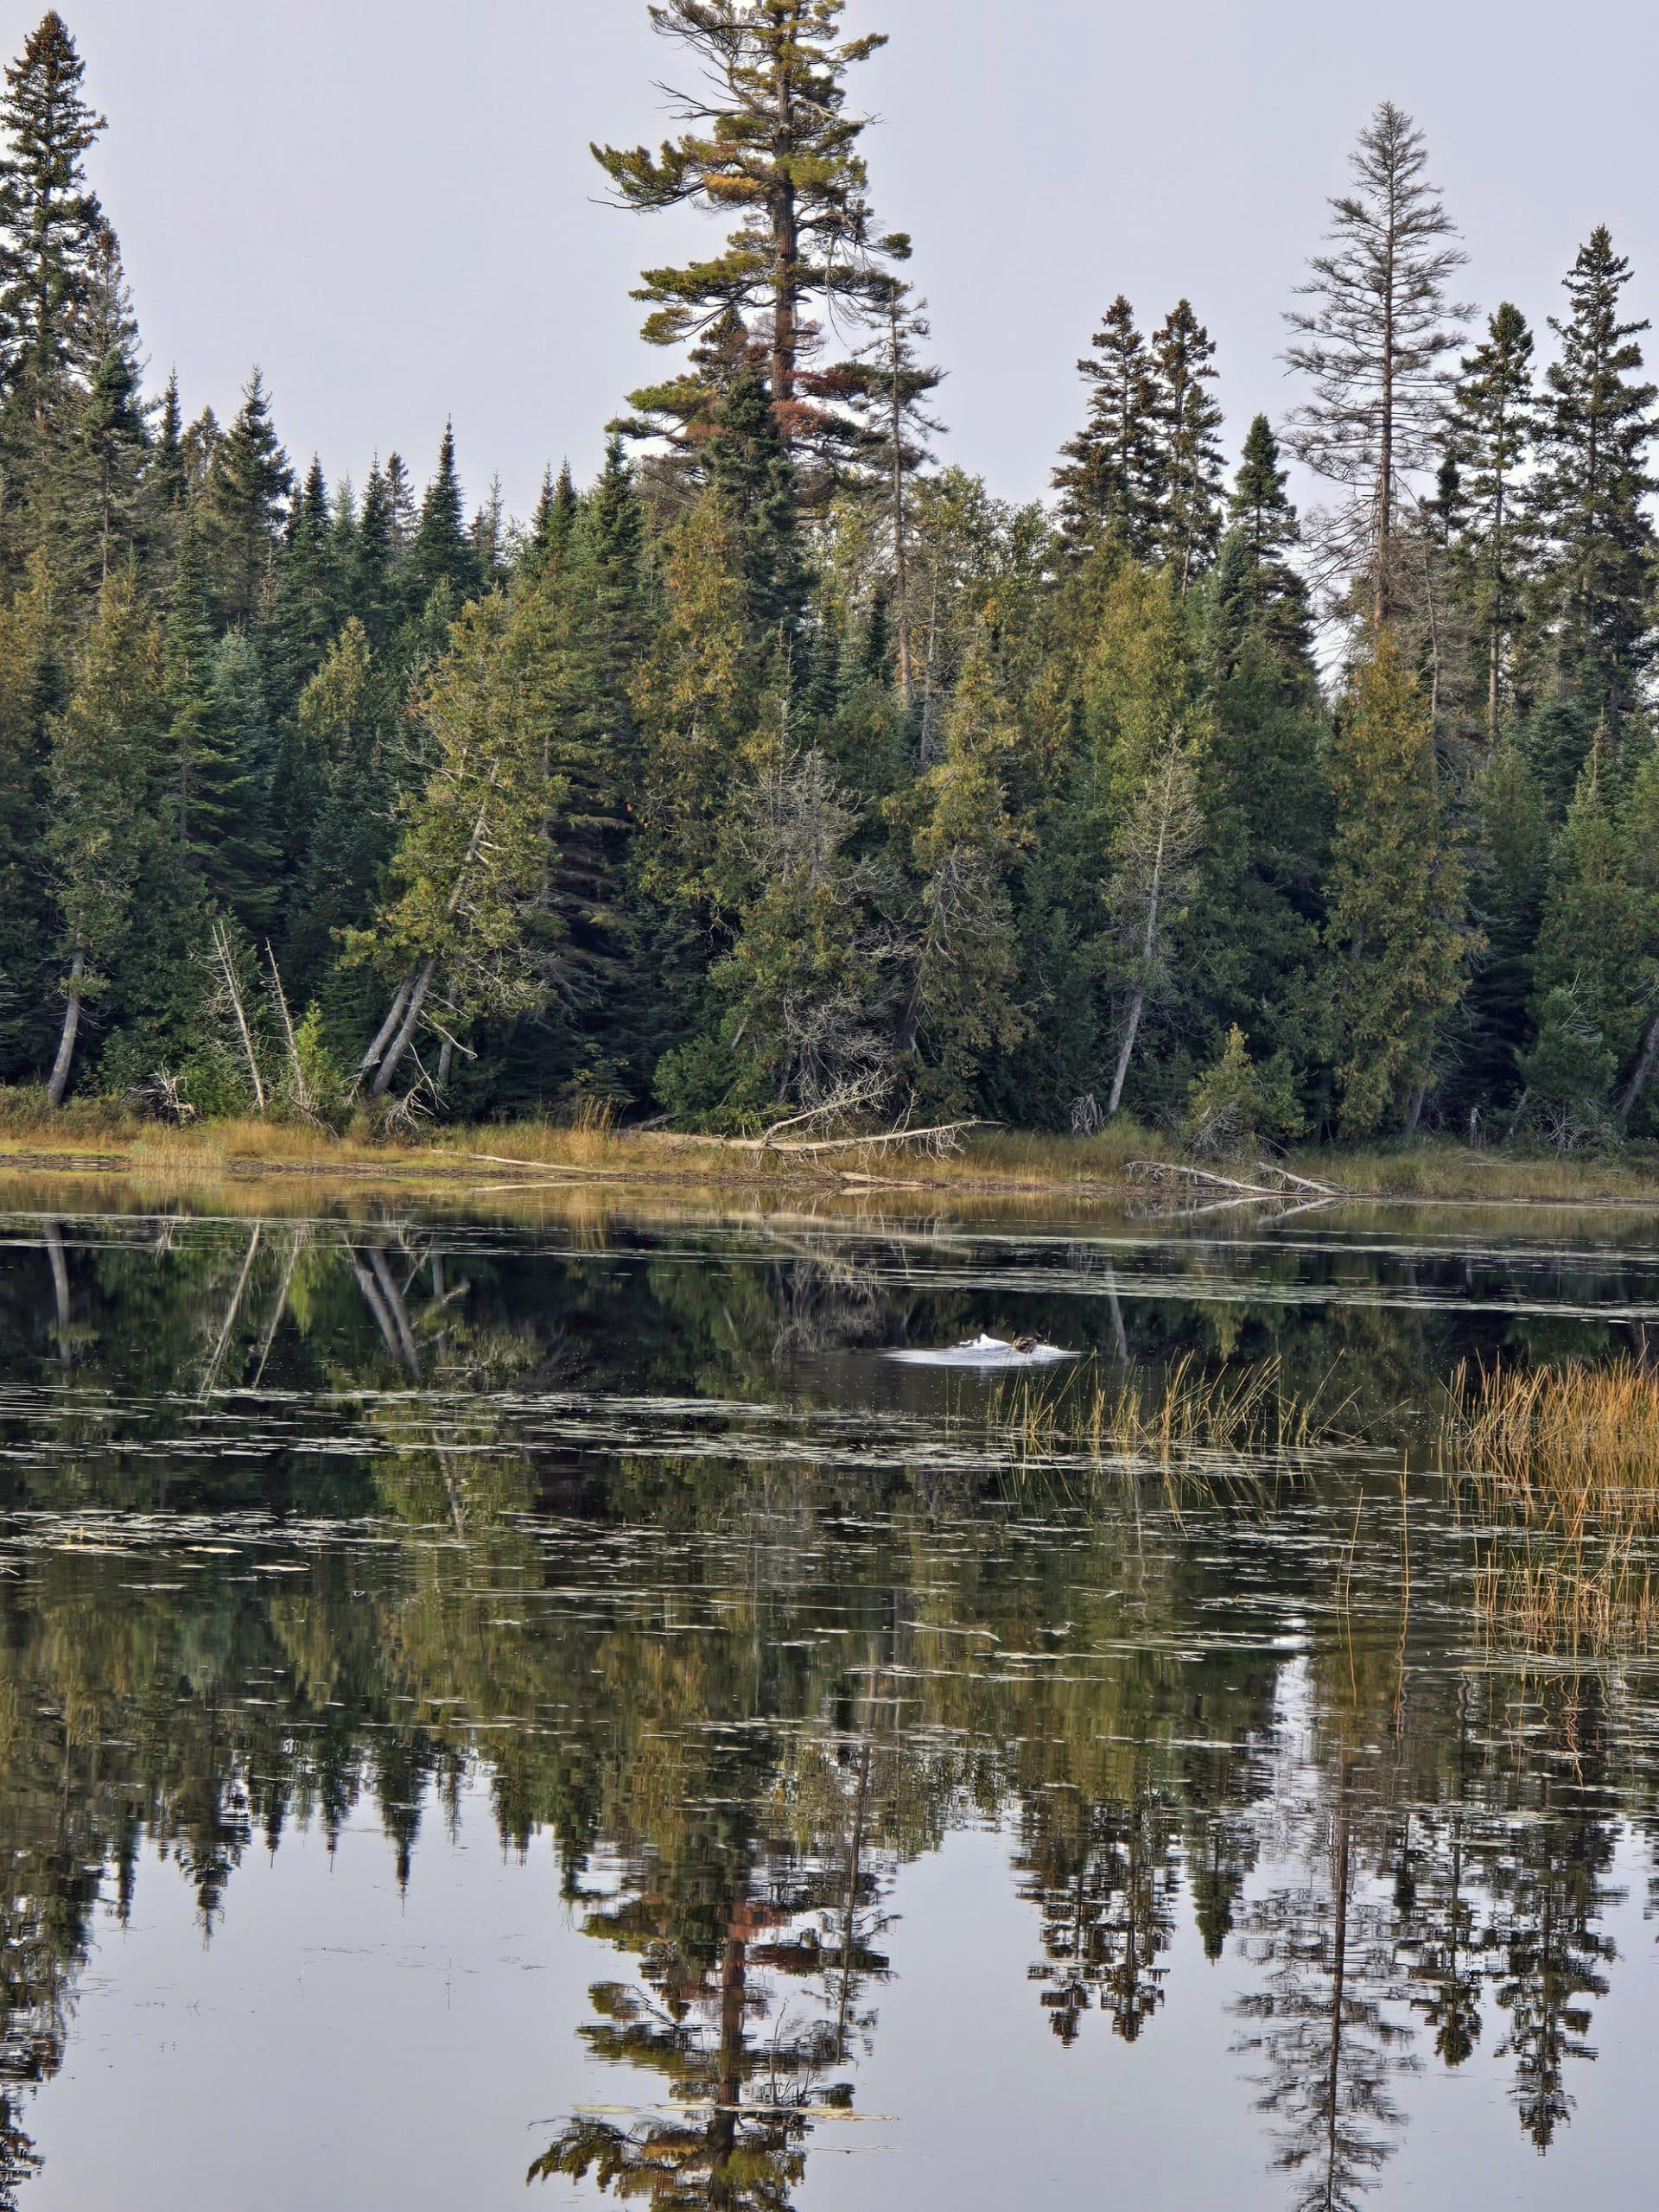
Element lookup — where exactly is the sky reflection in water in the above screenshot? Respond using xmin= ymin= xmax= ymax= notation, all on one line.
xmin=1 ymin=1193 xmax=1657 ymax=2209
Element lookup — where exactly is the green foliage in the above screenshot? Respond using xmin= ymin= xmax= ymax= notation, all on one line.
xmin=1325 ymin=635 xmax=1475 ymax=1138
xmin=1182 ymin=1026 xmax=1305 ymax=1154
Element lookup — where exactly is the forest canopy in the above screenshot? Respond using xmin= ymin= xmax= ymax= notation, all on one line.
xmin=0 ymin=4 xmax=1655 ymax=1148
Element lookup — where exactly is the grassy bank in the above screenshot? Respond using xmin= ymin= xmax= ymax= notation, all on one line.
xmin=2 ymin=1094 xmax=1659 ymax=1208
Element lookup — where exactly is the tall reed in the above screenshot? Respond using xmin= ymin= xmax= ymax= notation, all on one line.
xmin=1442 ymin=1357 xmax=1659 ymax=1653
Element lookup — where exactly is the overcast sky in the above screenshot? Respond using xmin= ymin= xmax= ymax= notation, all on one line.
xmin=13 ymin=0 xmax=1659 ymax=522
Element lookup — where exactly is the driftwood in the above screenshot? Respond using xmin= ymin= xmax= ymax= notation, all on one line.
xmin=731 ymin=1118 xmax=995 ymax=1158
xmin=1127 ymin=1159 xmax=1349 ymax=1201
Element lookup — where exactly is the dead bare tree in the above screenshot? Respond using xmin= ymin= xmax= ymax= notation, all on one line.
xmin=1104 ymin=731 xmax=1203 ymax=1118
xmin=1284 ymin=101 xmax=1470 ymax=628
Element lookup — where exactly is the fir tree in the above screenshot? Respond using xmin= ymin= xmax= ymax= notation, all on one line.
xmin=1532 ymin=228 xmax=1657 ymax=747
xmin=1150 ymin=300 xmax=1224 ymax=590
xmin=405 ymin=422 xmax=477 ymax=610
xmin=1448 ymin=303 xmax=1538 ymax=737
xmin=1221 ymin=414 xmax=1313 ymax=666
xmin=708 ymin=363 xmax=808 ymax=643
xmin=0 ymin=11 xmax=107 ymax=406
xmin=1325 ymin=632 xmax=1474 ymax=1135
xmin=1054 ymin=297 xmax=1162 ymax=556
xmin=200 ymin=370 xmax=293 ymax=629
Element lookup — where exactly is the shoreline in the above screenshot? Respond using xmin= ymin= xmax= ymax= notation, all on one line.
xmin=2 ymin=1121 xmax=1659 ymax=1213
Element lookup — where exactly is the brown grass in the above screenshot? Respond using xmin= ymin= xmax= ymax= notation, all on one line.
xmin=1442 ymin=1357 xmax=1659 ymax=1654
xmin=992 ymin=1351 xmax=1357 ymax=1466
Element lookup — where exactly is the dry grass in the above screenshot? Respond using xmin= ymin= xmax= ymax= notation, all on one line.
xmin=1441 ymin=1357 xmax=1659 ymax=1654
xmin=991 ymin=1351 xmax=1357 ymax=1466
xmin=3 ymin=1084 xmax=1659 ymax=1211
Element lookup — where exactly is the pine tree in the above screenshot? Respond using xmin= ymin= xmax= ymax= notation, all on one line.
xmin=200 ymin=370 xmax=293 ymax=629
xmin=1532 ymin=228 xmax=1657 ymax=747
xmin=1447 ymin=303 xmax=1538 ymax=738
xmin=594 ymin=0 xmax=906 ymax=467
xmin=1325 ymin=632 xmax=1474 ymax=1135
xmin=1054 ymin=297 xmax=1162 ymax=555
xmin=137 ymin=366 xmax=188 ymax=563
xmin=1150 ymin=300 xmax=1224 ymax=590
xmin=1285 ymin=102 xmax=1469 ymax=625
xmin=72 ymin=337 xmax=147 ymax=584
xmin=0 ymin=11 xmax=107 ymax=407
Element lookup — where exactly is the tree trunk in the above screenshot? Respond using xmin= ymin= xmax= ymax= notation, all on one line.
xmin=213 ymin=922 xmax=265 ymax=1113
xmin=1404 ymin=1074 xmax=1427 ymax=1135
xmin=46 ymin=950 xmax=86 ymax=1109
xmin=1107 ymin=802 xmax=1170 ymax=1119
xmin=1619 ymin=1009 xmax=1659 ymax=1127
xmin=890 ymin=303 xmax=913 ymax=706
xmin=357 ymin=969 xmax=416 ymax=1080
xmin=371 ymin=956 xmax=439 ymax=1101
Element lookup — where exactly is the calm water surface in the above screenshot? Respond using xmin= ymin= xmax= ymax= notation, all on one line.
xmin=3 ymin=1191 xmax=1659 ymax=2209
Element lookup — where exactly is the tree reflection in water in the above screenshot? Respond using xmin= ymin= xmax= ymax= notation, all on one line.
xmin=0 ymin=1204 xmax=1654 ymax=2206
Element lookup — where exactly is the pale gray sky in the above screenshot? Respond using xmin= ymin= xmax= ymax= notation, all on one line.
xmin=13 ymin=0 xmax=1659 ymax=520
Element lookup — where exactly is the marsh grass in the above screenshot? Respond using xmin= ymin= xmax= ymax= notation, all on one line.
xmin=1442 ymin=1357 xmax=1659 ymax=1654
xmin=989 ymin=1351 xmax=1359 ymax=1471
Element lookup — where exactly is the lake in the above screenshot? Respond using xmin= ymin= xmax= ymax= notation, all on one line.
xmin=3 ymin=1187 xmax=1659 ymax=2209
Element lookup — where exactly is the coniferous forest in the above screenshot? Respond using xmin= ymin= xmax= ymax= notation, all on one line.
xmin=2 ymin=4 xmax=1656 ymax=1149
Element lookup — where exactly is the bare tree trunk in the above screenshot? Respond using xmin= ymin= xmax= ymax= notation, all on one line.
xmin=45 ymin=1221 xmax=70 ymax=1363
xmin=266 ymin=944 xmax=312 ymax=1114
xmin=213 ymin=922 xmax=266 ymax=1113
xmin=890 ymin=301 xmax=913 ymax=707
xmin=46 ymin=950 xmax=86 ymax=1109
xmin=1107 ymin=813 xmax=1170 ymax=1119
xmin=368 ymin=786 xmax=496 ymax=1100
xmin=1619 ymin=1010 xmax=1659 ymax=1128
xmin=1404 ymin=1075 xmax=1428 ymax=1135
xmin=357 ymin=969 xmax=416 ymax=1081
xmin=371 ymin=956 xmax=439 ymax=1100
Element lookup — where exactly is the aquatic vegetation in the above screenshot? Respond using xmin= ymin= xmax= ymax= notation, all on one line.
xmin=1442 ymin=1357 xmax=1659 ymax=1652
xmin=989 ymin=1351 xmax=1359 ymax=1468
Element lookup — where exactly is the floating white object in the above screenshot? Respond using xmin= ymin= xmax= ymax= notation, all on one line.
xmin=884 ymin=1333 xmax=1077 ymax=1369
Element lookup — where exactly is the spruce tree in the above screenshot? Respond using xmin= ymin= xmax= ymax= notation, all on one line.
xmin=405 ymin=422 xmax=477 ymax=610
xmin=200 ymin=370 xmax=293 ymax=629
xmin=1532 ymin=228 xmax=1657 ymax=747
xmin=594 ymin=0 xmax=906 ymax=466
xmin=0 ymin=11 xmax=106 ymax=406
xmin=1447 ymin=303 xmax=1537 ymax=737
xmin=1218 ymin=415 xmax=1313 ymax=666
xmin=1151 ymin=300 xmax=1224 ymax=590
xmin=1325 ymin=632 xmax=1473 ymax=1135
xmin=1284 ymin=102 xmax=1469 ymax=625
xmin=708 ymin=363 xmax=808 ymax=644
xmin=1054 ymin=297 xmax=1162 ymax=555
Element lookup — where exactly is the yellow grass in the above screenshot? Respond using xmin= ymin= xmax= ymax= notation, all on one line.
xmin=1441 ymin=1357 xmax=1659 ymax=1654
xmin=991 ymin=1351 xmax=1356 ymax=1465
xmin=1 ymin=1087 xmax=1659 ymax=1211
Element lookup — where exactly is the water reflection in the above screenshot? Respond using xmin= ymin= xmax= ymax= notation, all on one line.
xmin=0 ymin=1200 xmax=1657 ymax=2206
